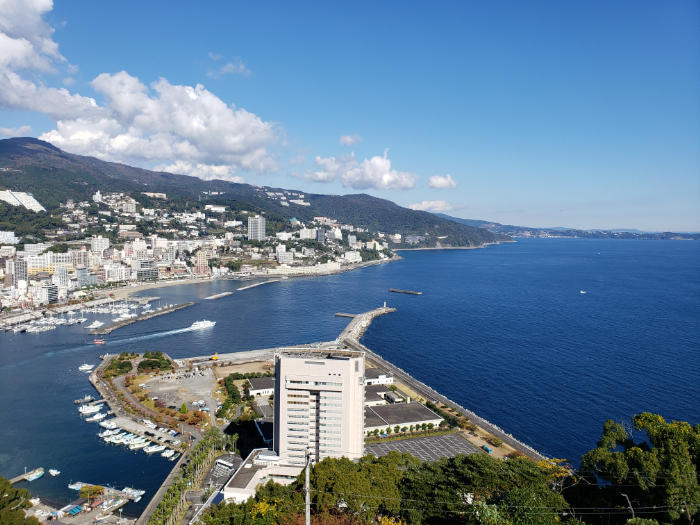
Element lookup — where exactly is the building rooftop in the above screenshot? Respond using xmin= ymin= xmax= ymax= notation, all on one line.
xmin=365 ymin=368 xmax=392 ymax=379
xmin=276 ymin=346 xmax=364 ymax=360
xmin=248 ymin=376 xmax=275 ymax=390
xmin=224 ymin=450 xmax=268 ymax=490
xmin=364 ymin=403 xmax=442 ymax=428
xmin=365 ymin=383 xmax=391 ymax=403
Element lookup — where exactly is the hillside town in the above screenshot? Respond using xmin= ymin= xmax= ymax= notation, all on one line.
xmin=0 ymin=190 xmax=397 ymax=311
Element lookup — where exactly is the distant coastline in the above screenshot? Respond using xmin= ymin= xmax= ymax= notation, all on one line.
xmin=395 ymin=241 xmax=513 ymax=252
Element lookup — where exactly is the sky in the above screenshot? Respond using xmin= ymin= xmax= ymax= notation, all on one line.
xmin=0 ymin=0 xmax=698 ymax=231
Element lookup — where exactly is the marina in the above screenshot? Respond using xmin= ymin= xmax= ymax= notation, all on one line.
xmin=90 ymin=301 xmax=196 ymax=335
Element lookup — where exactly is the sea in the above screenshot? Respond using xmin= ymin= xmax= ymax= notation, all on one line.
xmin=0 ymin=238 xmax=698 ymax=516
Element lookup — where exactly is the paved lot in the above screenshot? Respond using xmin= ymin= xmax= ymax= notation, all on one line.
xmin=145 ymin=368 xmax=218 ymax=421
xmin=366 ymin=433 xmax=481 ymax=462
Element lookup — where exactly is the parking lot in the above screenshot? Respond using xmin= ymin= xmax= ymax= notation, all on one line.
xmin=365 ymin=433 xmax=481 ymax=462
xmin=144 ymin=367 xmax=219 ymax=419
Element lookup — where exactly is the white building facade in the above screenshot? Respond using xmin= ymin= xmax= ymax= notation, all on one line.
xmin=273 ymin=348 xmax=365 ymax=466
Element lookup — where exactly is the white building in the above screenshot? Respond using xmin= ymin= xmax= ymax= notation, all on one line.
xmin=0 ymin=190 xmax=46 ymax=212
xmin=0 ymin=231 xmax=18 ymax=244
xmin=364 ymin=368 xmax=394 ymax=385
xmin=273 ymin=347 xmax=365 ymax=466
xmin=248 ymin=215 xmax=266 ymax=241
xmin=91 ymin=235 xmax=110 ymax=255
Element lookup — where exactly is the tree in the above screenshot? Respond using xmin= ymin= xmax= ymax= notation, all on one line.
xmin=0 ymin=476 xmax=40 ymax=525
xmin=180 ymin=402 xmax=187 ymax=414
xmin=574 ymin=413 xmax=700 ymax=525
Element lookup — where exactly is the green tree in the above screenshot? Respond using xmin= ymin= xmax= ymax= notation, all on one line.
xmin=0 ymin=476 xmax=40 ymax=525
xmin=180 ymin=402 xmax=187 ymax=414
xmin=574 ymin=412 xmax=700 ymax=525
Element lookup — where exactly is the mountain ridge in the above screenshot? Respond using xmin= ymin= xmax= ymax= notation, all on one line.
xmin=0 ymin=137 xmax=507 ymax=248
xmin=434 ymin=213 xmax=700 ymax=241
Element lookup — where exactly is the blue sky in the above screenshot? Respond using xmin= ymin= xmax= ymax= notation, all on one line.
xmin=0 ymin=1 xmax=698 ymax=230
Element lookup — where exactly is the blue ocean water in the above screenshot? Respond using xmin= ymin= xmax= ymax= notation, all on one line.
xmin=0 ymin=238 xmax=697 ymax=515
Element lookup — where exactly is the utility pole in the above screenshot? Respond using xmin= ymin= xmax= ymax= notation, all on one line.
xmin=305 ymin=448 xmax=311 ymax=525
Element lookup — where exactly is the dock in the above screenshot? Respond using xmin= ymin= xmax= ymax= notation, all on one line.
xmin=9 ymin=468 xmax=43 ymax=484
xmin=389 ymin=288 xmax=423 ymax=295
xmin=90 ymin=302 xmax=196 ymax=334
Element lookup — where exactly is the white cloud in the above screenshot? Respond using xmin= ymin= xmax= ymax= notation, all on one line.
xmin=155 ymin=160 xmax=245 ymax=182
xmin=408 ymin=200 xmax=453 ymax=212
xmin=428 ymin=173 xmax=457 ymax=189
xmin=207 ymin=55 xmax=251 ymax=78
xmin=305 ymin=149 xmax=417 ymax=190
xmin=0 ymin=124 xmax=32 ymax=136
xmin=339 ymin=133 xmax=362 ymax=146
xmin=39 ymin=71 xmax=278 ymax=180
xmin=0 ymin=2 xmax=278 ymax=182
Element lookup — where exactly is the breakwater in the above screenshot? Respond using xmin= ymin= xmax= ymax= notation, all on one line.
xmin=90 ymin=302 xmax=196 ymax=335
xmin=237 ymin=279 xmax=280 ymax=291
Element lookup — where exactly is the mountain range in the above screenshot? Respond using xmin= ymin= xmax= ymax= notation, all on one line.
xmin=435 ymin=214 xmax=700 ymax=241
xmin=0 ymin=138 xmax=506 ymax=248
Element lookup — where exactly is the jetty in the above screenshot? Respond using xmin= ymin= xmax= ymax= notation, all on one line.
xmin=204 ymin=291 xmax=233 ymax=300
xmin=389 ymin=288 xmax=423 ymax=295
xmin=90 ymin=302 xmax=196 ymax=334
xmin=237 ymin=279 xmax=280 ymax=291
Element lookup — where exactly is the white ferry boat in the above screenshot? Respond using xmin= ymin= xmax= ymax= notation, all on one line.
xmin=190 ymin=320 xmax=216 ymax=330
xmin=78 ymin=364 xmax=94 ymax=372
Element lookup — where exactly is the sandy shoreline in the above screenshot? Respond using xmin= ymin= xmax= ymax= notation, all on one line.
xmin=99 ymin=256 xmax=401 ymax=302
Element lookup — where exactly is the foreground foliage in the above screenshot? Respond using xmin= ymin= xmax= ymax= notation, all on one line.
xmin=0 ymin=477 xmax=39 ymax=525
xmin=201 ymin=413 xmax=698 ymax=525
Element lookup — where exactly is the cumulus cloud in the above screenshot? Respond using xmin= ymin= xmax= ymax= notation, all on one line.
xmin=0 ymin=124 xmax=32 ymax=136
xmin=0 ymin=1 xmax=277 ymax=182
xmin=305 ymin=149 xmax=417 ymax=190
xmin=339 ymin=133 xmax=362 ymax=146
xmin=428 ymin=173 xmax=457 ymax=189
xmin=408 ymin=200 xmax=453 ymax=212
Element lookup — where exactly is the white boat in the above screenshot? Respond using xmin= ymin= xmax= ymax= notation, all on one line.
xmin=129 ymin=441 xmax=148 ymax=450
xmin=99 ymin=420 xmax=117 ymax=429
xmin=169 ymin=453 xmax=180 ymax=462
xmin=78 ymin=404 xmax=103 ymax=415
xmin=85 ymin=412 xmax=106 ymax=422
xmin=190 ymin=320 xmax=216 ymax=330
xmin=48 ymin=469 xmax=60 ymax=477
xmin=580 ymin=290 xmax=587 ymax=294
xmin=161 ymin=449 xmax=175 ymax=458
xmin=78 ymin=364 xmax=94 ymax=372
xmin=87 ymin=320 xmax=104 ymax=329
xmin=144 ymin=444 xmax=166 ymax=454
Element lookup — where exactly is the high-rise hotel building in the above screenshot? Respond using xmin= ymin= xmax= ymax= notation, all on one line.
xmin=247 ymin=215 xmax=266 ymax=241
xmin=273 ymin=348 xmax=365 ymax=466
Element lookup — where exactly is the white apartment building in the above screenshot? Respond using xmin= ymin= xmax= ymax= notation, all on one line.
xmin=273 ymin=348 xmax=365 ymax=466
xmin=248 ymin=215 xmax=266 ymax=241
xmin=91 ymin=235 xmax=110 ymax=255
